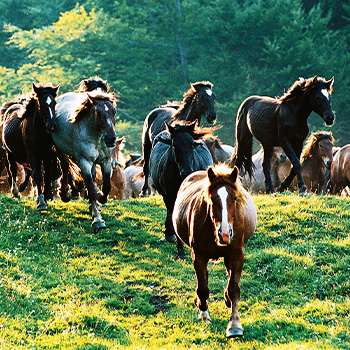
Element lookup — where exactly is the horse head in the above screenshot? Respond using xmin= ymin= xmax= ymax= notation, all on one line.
xmin=111 ymin=137 xmax=125 ymax=169
xmin=165 ymin=120 xmax=204 ymax=180
xmin=32 ymin=83 xmax=60 ymax=133
xmin=309 ymin=76 xmax=335 ymax=126
xmin=87 ymin=93 xmax=117 ymax=148
xmin=312 ymin=131 xmax=334 ymax=170
xmin=191 ymin=81 xmax=217 ymax=124
xmin=206 ymin=165 xmax=243 ymax=246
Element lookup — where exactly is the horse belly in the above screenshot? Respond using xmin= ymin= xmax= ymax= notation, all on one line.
xmin=247 ymin=107 xmax=278 ymax=146
xmin=243 ymin=194 xmax=257 ymax=242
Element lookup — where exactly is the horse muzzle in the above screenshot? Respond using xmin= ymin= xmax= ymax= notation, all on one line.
xmin=104 ymin=134 xmax=117 ymax=148
xmin=324 ymin=114 xmax=335 ymax=126
xmin=218 ymin=225 xmax=234 ymax=246
xmin=206 ymin=112 xmax=217 ymax=125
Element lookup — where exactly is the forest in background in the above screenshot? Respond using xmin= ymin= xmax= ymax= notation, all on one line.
xmin=0 ymin=0 xmax=349 ymax=153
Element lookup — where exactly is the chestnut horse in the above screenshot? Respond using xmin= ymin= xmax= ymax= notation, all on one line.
xmin=231 ymin=76 xmax=335 ymax=194
xmin=172 ymin=164 xmax=257 ymax=338
xmin=330 ymin=144 xmax=350 ymax=195
xmin=277 ymin=131 xmax=334 ymax=194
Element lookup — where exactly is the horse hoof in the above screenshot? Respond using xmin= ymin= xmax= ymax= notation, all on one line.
xmin=165 ymin=234 xmax=176 ymax=243
xmin=226 ymin=327 xmax=243 ymax=338
xmin=139 ymin=192 xmax=148 ymax=198
xmin=92 ymin=220 xmax=106 ymax=229
xmin=37 ymin=194 xmax=48 ymax=211
xmin=198 ymin=309 xmax=211 ymax=325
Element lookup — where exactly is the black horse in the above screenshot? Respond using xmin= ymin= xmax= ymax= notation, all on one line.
xmin=230 ymin=76 xmax=335 ymax=194
xmin=149 ymin=120 xmax=214 ymax=258
xmin=141 ymin=81 xmax=216 ymax=196
xmin=1 ymin=83 xmax=60 ymax=210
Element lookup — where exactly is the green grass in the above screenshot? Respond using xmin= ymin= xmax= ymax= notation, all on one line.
xmin=0 ymin=192 xmax=349 ymax=349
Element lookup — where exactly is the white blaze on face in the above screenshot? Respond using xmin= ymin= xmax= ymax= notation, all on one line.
xmin=217 ymin=186 xmax=230 ymax=232
xmin=104 ymin=105 xmax=109 ymax=112
xmin=321 ymin=89 xmax=329 ymax=100
xmin=206 ymin=88 xmax=213 ymax=96
xmin=46 ymin=96 xmax=54 ymax=119
xmin=96 ymin=87 xmax=103 ymax=92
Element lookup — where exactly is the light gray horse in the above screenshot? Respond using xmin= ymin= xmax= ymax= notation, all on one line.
xmin=52 ymin=91 xmax=117 ymax=228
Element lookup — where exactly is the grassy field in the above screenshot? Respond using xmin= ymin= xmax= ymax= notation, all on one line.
xmin=0 ymin=192 xmax=349 ymax=349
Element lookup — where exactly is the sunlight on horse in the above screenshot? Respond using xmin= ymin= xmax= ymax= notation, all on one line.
xmin=172 ymin=163 xmax=257 ymax=338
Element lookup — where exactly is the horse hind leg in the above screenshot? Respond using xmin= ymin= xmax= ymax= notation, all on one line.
xmin=6 ymin=153 xmax=19 ymax=198
xmin=140 ymin=135 xmax=151 ymax=197
xmin=262 ymin=147 xmax=274 ymax=193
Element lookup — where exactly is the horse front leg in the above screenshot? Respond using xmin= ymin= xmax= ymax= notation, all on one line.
xmin=29 ymin=156 xmax=47 ymax=211
xmin=262 ymin=146 xmax=274 ymax=193
xmin=98 ymin=161 xmax=112 ymax=204
xmin=80 ymin=159 xmax=105 ymax=229
xmin=193 ymin=253 xmax=211 ymax=324
xmin=278 ymin=142 xmax=306 ymax=194
xmin=224 ymin=247 xmax=244 ymax=338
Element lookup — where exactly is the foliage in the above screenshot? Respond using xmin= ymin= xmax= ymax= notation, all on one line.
xmin=0 ymin=192 xmax=349 ymax=349
xmin=0 ymin=0 xmax=349 ymax=149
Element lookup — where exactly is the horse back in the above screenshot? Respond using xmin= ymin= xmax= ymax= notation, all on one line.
xmin=143 ymin=107 xmax=176 ymax=145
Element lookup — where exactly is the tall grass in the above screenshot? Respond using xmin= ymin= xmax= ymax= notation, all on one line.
xmin=0 ymin=193 xmax=349 ymax=349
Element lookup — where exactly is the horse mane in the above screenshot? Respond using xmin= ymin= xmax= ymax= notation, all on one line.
xmin=169 ymin=120 xmax=219 ymax=140
xmin=204 ymin=163 xmax=247 ymax=206
xmin=69 ymin=92 xmax=116 ymax=123
xmin=76 ymin=76 xmax=109 ymax=93
xmin=278 ymin=76 xmax=333 ymax=102
xmin=301 ymin=131 xmax=334 ymax=161
xmin=171 ymin=81 xmax=213 ymax=120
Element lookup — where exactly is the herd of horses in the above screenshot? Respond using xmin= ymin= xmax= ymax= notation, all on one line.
xmin=0 ymin=75 xmax=348 ymax=338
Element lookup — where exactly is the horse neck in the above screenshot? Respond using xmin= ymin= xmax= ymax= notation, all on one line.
xmin=176 ymin=95 xmax=201 ymax=122
xmin=291 ymin=94 xmax=313 ymax=121
xmin=301 ymin=153 xmax=324 ymax=173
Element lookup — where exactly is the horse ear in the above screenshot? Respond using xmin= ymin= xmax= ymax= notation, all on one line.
xmin=326 ymin=77 xmax=334 ymax=93
xmin=32 ymin=83 xmax=40 ymax=94
xmin=53 ymin=85 xmax=60 ymax=97
xmin=207 ymin=166 xmax=216 ymax=183
xmin=165 ymin=121 xmax=175 ymax=135
xmin=116 ymin=136 xmax=125 ymax=146
xmin=230 ymin=166 xmax=239 ymax=182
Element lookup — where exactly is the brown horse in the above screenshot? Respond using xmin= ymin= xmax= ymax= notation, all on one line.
xmin=277 ymin=131 xmax=334 ymax=194
xmin=241 ymin=146 xmax=287 ymax=194
xmin=172 ymin=163 xmax=257 ymax=338
xmin=330 ymin=144 xmax=350 ymax=195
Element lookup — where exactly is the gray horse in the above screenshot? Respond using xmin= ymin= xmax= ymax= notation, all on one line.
xmin=52 ymin=91 xmax=117 ymax=228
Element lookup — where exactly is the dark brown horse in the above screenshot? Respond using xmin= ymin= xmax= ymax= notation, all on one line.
xmin=172 ymin=163 xmax=257 ymax=338
xmin=1 ymin=83 xmax=60 ymax=210
xmin=231 ymin=76 xmax=335 ymax=195
xmin=277 ymin=131 xmax=334 ymax=194
xmin=330 ymin=144 xmax=350 ymax=195
xmin=141 ymin=81 xmax=216 ymax=196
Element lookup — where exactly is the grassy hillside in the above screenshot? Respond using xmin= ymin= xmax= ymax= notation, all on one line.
xmin=0 ymin=192 xmax=349 ymax=349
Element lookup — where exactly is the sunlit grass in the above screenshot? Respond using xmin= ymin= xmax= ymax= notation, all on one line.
xmin=0 ymin=192 xmax=349 ymax=349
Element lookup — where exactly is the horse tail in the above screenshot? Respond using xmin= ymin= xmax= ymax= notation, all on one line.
xmin=230 ymin=99 xmax=254 ymax=177
xmin=68 ymin=158 xmax=84 ymax=190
